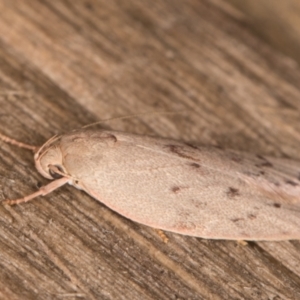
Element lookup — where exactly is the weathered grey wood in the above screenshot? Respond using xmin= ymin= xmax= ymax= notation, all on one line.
xmin=0 ymin=0 xmax=300 ymax=299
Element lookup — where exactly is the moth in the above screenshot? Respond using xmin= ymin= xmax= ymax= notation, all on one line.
xmin=1 ymin=128 xmax=300 ymax=241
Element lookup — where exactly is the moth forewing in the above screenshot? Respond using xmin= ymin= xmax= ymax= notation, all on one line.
xmin=1 ymin=128 xmax=300 ymax=241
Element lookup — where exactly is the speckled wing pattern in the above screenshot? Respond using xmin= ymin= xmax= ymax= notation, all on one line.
xmin=59 ymin=129 xmax=300 ymax=240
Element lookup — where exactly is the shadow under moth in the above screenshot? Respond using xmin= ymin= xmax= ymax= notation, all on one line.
xmin=1 ymin=128 xmax=300 ymax=241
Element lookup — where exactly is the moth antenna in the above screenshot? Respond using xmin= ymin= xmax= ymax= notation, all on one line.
xmin=0 ymin=132 xmax=38 ymax=152
xmin=83 ymin=110 xmax=187 ymax=129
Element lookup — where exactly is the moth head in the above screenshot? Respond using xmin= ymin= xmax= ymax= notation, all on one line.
xmin=34 ymin=136 xmax=66 ymax=180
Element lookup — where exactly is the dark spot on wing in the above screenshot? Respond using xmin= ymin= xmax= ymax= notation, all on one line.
xmin=255 ymin=155 xmax=273 ymax=168
xmin=185 ymin=143 xmax=198 ymax=149
xmin=248 ymin=214 xmax=256 ymax=220
xmin=171 ymin=186 xmax=189 ymax=194
xmin=100 ymin=133 xmax=117 ymax=145
xmin=171 ymin=186 xmax=181 ymax=193
xmin=259 ymin=170 xmax=265 ymax=175
xmin=227 ymin=187 xmax=240 ymax=197
xmin=165 ymin=144 xmax=201 ymax=161
xmin=189 ymin=162 xmax=201 ymax=168
xmin=190 ymin=199 xmax=207 ymax=209
xmin=298 ymin=172 xmax=300 ymax=181
xmin=273 ymin=203 xmax=281 ymax=208
xmin=285 ymin=179 xmax=298 ymax=186
xmin=231 ymin=218 xmax=244 ymax=222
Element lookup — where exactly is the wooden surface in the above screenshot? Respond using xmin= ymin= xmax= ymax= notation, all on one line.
xmin=0 ymin=0 xmax=300 ymax=299
xmin=228 ymin=0 xmax=300 ymax=66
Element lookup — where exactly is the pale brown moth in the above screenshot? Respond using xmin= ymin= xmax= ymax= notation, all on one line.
xmin=1 ymin=128 xmax=300 ymax=241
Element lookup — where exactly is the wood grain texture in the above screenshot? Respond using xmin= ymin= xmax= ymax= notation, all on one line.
xmin=0 ymin=0 xmax=300 ymax=299
xmin=228 ymin=0 xmax=300 ymax=66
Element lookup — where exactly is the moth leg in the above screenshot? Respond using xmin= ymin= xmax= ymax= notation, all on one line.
xmin=3 ymin=177 xmax=69 ymax=205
